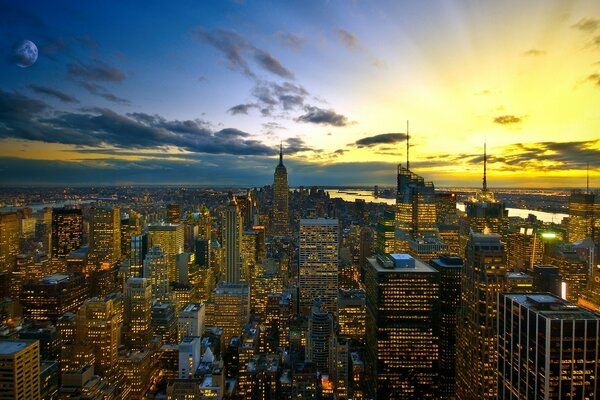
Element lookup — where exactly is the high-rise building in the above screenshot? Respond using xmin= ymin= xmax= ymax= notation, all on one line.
xmin=333 ymin=337 xmax=350 ymax=400
xmin=178 ymin=303 xmax=205 ymax=342
xmin=545 ymin=243 xmax=588 ymax=303
xmin=299 ymin=218 xmax=339 ymax=315
xmin=0 ymin=212 xmax=20 ymax=273
xmin=89 ymin=206 xmax=121 ymax=265
xmin=507 ymin=227 xmax=544 ymax=271
xmin=375 ymin=206 xmax=396 ymax=255
xmin=430 ymin=255 xmax=462 ymax=400
xmin=198 ymin=205 xmax=212 ymax=241
xmin=148 ymin=223 xmax=184 ymax=283
xmin=365 ymin=253 xmax=440 ymax=399
xmin=144 ymin=245 xmax=170 ymax=301
xmin=251 ymin=273 xmax=283 ymax=318
xmin=224 ymin=199 xmax=242 ymax=283
xmin=124 ymin=277 xmax=152 ymax=350
xmin=0 ymin=340 xmax=40 ymax=400
xmin=395 ymin=165 xmax=437 ymax=253
xmin=167 ymin=204 xmax=182 ymax=224
xmin=178 ymin=336 xmax=201 ymax=379
xmin=306 ymin=299 xmax=334 ymax=375
xmin=337 ymin=289 xmax=366 ymax=340
xmin=456 ymin=232 xmax=507 ymax=400
xmin=497 ymin=293 xmax=600 ymax=399
xmin=568 ymin=191 xmax=595 ymax=243
xmin=531 ymin=265 xmax=562 ymax=296
xmin=272 ymin=144 xmax=290 ymax=237
xmin=435 ymin=192 xmax=458 ymax=224
xmin=241 ymin=230 xmax=258 ymax=282
xmin=212 ymin=282 xmax=250 ymax=344
xmin=21 ymin=273 xmax=88 ymax=323
xmin=76 ymin=296 xmax=120 ymax=382
xmin=358 ymin=227 xmax=373 ymax=278
xmin=129 ymin=233 xmax=148 ymax=278
xmin=51 ymin=208 xmax=83 ymax=259
xmin=463 ymin=144 xmax=508 ymax=242
xmin=119 ymin=349 xmax=152 ymax=399
xmin=152 ymin=301 xmax=178 ymax=344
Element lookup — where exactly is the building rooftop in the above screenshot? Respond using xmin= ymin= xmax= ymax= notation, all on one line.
xmin=367 ymin=254 xmax=437 ymax=274
xmin=506 ymin=293 xmax=600 ymax=320
xmin=0 ymin=340 xmax=34 ymax=355
xmin=39 ymin=273 xmax=71 ymax=284
xmin=299 ymin=218 xmax=339 ymax=226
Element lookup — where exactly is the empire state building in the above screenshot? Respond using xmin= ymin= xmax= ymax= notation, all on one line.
xmin=272 ymin=144 xmax=290 ymax=237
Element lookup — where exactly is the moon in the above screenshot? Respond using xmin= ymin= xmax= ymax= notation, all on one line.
xmin=13 ymin=40 xmax=38 ymax=68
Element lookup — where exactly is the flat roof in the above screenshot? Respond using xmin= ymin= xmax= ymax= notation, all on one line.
xmin=300 ymin=218 xmax=339 ymax=226
xmin=367 ymin=254 xmax=438 ymax=274
xmin=0 ymin=340 xmax=34 ymax=355
xmin=505 ymin=293 xmax=600 ymax=319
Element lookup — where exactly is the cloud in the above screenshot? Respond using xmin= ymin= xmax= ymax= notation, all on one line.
xmin=67 ymin=60 xmax=125 ymax=82
xmin=228 ymin=103 xmax=257 ymax=115
xmin=284 ymin=137 xmax=315 ymax=153
xmin=522 ymin=49 xmax=546 ymax=56
xmin=296 ymin=105 xmax=350 ymax=127
xmin=587 ymin=73 xmax=600 ymax=87
xmin=275 ymin=32 xmax=306 ymax=50
xmin=337 ymin=29 xmax=358 ymax=49
xmin=28 ymin=85 xmax=79 ymax=103
xmin=79 ymin=82 xmax=130 ymax=105
xmin=0 ymin=90 xmax=282 ymax=156
xmin=355 ymin=133 xmax=407 ymax=148
xmin=493 ymin=115 xmax=523 ymax=125
xmin=572 ymin=18 xmax=599 ymax=33
xmin=193 ymin=28 xmax=294 ymax=79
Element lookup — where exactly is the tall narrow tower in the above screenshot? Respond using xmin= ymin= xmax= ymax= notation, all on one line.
xmin=224 ymin=198 xmax=242 ymax=283
xmin=272 ymin=144 xmax=290 ymax=237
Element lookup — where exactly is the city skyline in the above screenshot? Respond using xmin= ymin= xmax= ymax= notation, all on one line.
xmin=1 ymin=0 xmax=600 ymax=187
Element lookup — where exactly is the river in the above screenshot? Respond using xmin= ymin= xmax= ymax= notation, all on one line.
xmin=326 ymin=189 xmax=568 ymax=224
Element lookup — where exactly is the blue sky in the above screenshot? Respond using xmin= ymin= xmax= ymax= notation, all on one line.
xmin=1 ymin=0 xmax=599 ymax=187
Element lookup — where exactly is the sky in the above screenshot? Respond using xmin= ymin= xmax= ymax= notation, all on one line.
xmin=0 ymin=0 xmax=599 ymax=188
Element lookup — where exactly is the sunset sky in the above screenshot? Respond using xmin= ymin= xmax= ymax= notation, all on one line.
xmin=1 ymin=0 xmax=599 ymax=187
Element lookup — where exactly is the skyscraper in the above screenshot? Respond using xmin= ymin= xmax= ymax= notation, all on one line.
xmin=272 ymin=144 xmax=290 ymax=237
xmin=148 ymin=223 xmax=184 ymax=283
xmin=497 ymin=293 xmax=600 ymax=399
xmin=129 ymin=233 xmax=148 ymax=278
xmin=0 ymin=212 xmax=19 ymax=273
xmin=224 ymin=199 xmax=242 ymax=283
xmin=299 ymin=218 xmax=339 ymax=315
xmin=430 ymin=255 xmax=462 ymax=400
xmin=167 ymin=204 xmax=182 ymax=224
xmin=212 ymin=282 xmax=250 ymax=344
xmin=51 ymin=208 xmax=83 ymax=259
xmin=90 ymin=206 xmax=121 ymax=265
xmin=306 ymin=299 xmax=334 ymax=375
xmin=143 ymin=245 xmax=170 ymax=301
xmin=365 ymin=253 xmax=440 ymax=399
xmin=76 ymin=296 xmax=120 ymax=383
xmin=456 ymin=232 xmax=507 ymax=400
xmin=463 ymin=143 xmax=508 ymax=242
xmin=568 ymin=190 xmax=595 ymax=243
xmin=0 ymin=340 xmax=40 ymax=400
xmin=124 ymin=277 xmax=152 ymax=350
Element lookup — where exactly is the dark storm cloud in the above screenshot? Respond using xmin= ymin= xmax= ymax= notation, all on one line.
xmin=28 ymin=85 xmax=79 ymax=103
xmin=522 ymin=49 xmax=546 ymax=56
xmin=80 ymin=82 xmax=130 ymax=105
xmin=0 ymin=90 xmax=278 ymax=156
xmin=67 ymin=60 xmax=125 ymax=82
xmin=355 ymin=133 xmax=407 ymax=148
xmin=193 ymin=28 xmax=294 ymax=79
xmin=493 ymin=115 xmax=522 ymax=125
xmin=572 ymin=18 xmax=599 ymax=33
xmin=275 ymin=32 xmax=306 ymax=50
xmin=296 ymin=106 xmax=349 ymax=127
xmin=587 ymin=73 xmax=600 ymax=87
xmin=337 ymin=29 xmax=358 ymax=49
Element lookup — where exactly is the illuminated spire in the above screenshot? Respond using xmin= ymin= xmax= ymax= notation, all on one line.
xmin=483 ymin=140 xmax=487 ymax=192
xmin=406 ymin=120 xmax=410 ymax=170
xmin=587 ymin=162 xmax=590 ymax=194
xmin=279 ymin=142 xmax=283 ymax=166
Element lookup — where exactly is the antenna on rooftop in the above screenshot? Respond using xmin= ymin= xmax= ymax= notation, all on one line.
xmin=483 ymin=139 xmax=487 ymax=193
xmin=406 ymin=120 xmax=410 ymax=170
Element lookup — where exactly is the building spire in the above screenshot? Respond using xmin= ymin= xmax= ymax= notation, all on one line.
xmin=406 ymin=120 xmax=410 ymax=170
xmin=483 ymin=139 xmax=487 ymax=192
xmin=587 ymin=162 xmax=590 ymax=194
xmin=279 ymin=142 xmax=283 ymax=166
